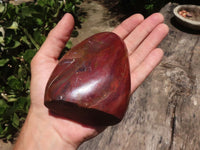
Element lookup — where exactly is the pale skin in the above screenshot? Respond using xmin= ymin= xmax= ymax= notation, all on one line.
xmin=14 ymin=13 xmax=169 ymax=150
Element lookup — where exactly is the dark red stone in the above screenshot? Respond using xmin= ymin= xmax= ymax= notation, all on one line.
xmin=44 ymin=32 xmax=131 ymax=126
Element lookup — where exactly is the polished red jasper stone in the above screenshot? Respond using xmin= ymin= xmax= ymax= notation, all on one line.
xmin=44 ymin=32 xmax=131 ymax=126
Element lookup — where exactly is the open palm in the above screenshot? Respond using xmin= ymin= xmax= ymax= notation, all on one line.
xmin=28 ymin=13 xmax=168 ymax=149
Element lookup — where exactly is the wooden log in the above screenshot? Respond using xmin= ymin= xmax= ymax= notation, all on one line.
xmin=78 ymin=3 xmax=200 ymax=150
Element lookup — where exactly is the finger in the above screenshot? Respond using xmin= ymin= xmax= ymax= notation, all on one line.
xmin=38 ymin=13 xmax=74 ymax=60
xmin=112 ymin=14 xmax=144 ymax=39
xmin=125 ymin=13 xmax=164 ymax=54
xmin=130 ymin=48 xmax=163 ymax=92
xmin=129 ymin=23 xmax=169 ymax=71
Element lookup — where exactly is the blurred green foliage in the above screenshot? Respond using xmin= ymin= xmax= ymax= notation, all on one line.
xmin=0 ymin=0 xmax=83 ymax=141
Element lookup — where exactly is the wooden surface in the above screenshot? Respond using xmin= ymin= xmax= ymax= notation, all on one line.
xmin=79 ymin=3 xmax=200 ymax=150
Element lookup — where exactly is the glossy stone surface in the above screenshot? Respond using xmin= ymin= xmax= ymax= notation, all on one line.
xmin=44 ymin=32 xmax=131 ymax=126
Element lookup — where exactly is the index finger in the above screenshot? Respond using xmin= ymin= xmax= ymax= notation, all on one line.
xmin=112 ymin=14 xmax=144 ymax=39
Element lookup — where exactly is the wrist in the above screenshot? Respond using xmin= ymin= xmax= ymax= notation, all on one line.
xmin=14 ymin=106 xmax=77 ymax=150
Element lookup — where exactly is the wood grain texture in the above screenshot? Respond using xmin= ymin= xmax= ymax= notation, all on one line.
xmin=78 ymin=3 xmax=200 ymax=150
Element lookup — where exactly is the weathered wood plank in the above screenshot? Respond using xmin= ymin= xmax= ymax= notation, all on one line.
xmin=78 ymin=3 xmax=200 ymax=150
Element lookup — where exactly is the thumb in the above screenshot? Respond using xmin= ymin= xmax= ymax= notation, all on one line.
xmin=35 ymin=13 xmax=75 ymax=61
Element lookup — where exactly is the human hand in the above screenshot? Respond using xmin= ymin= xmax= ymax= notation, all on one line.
xmin=14 ymin=13 xmax=168 ymax=150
